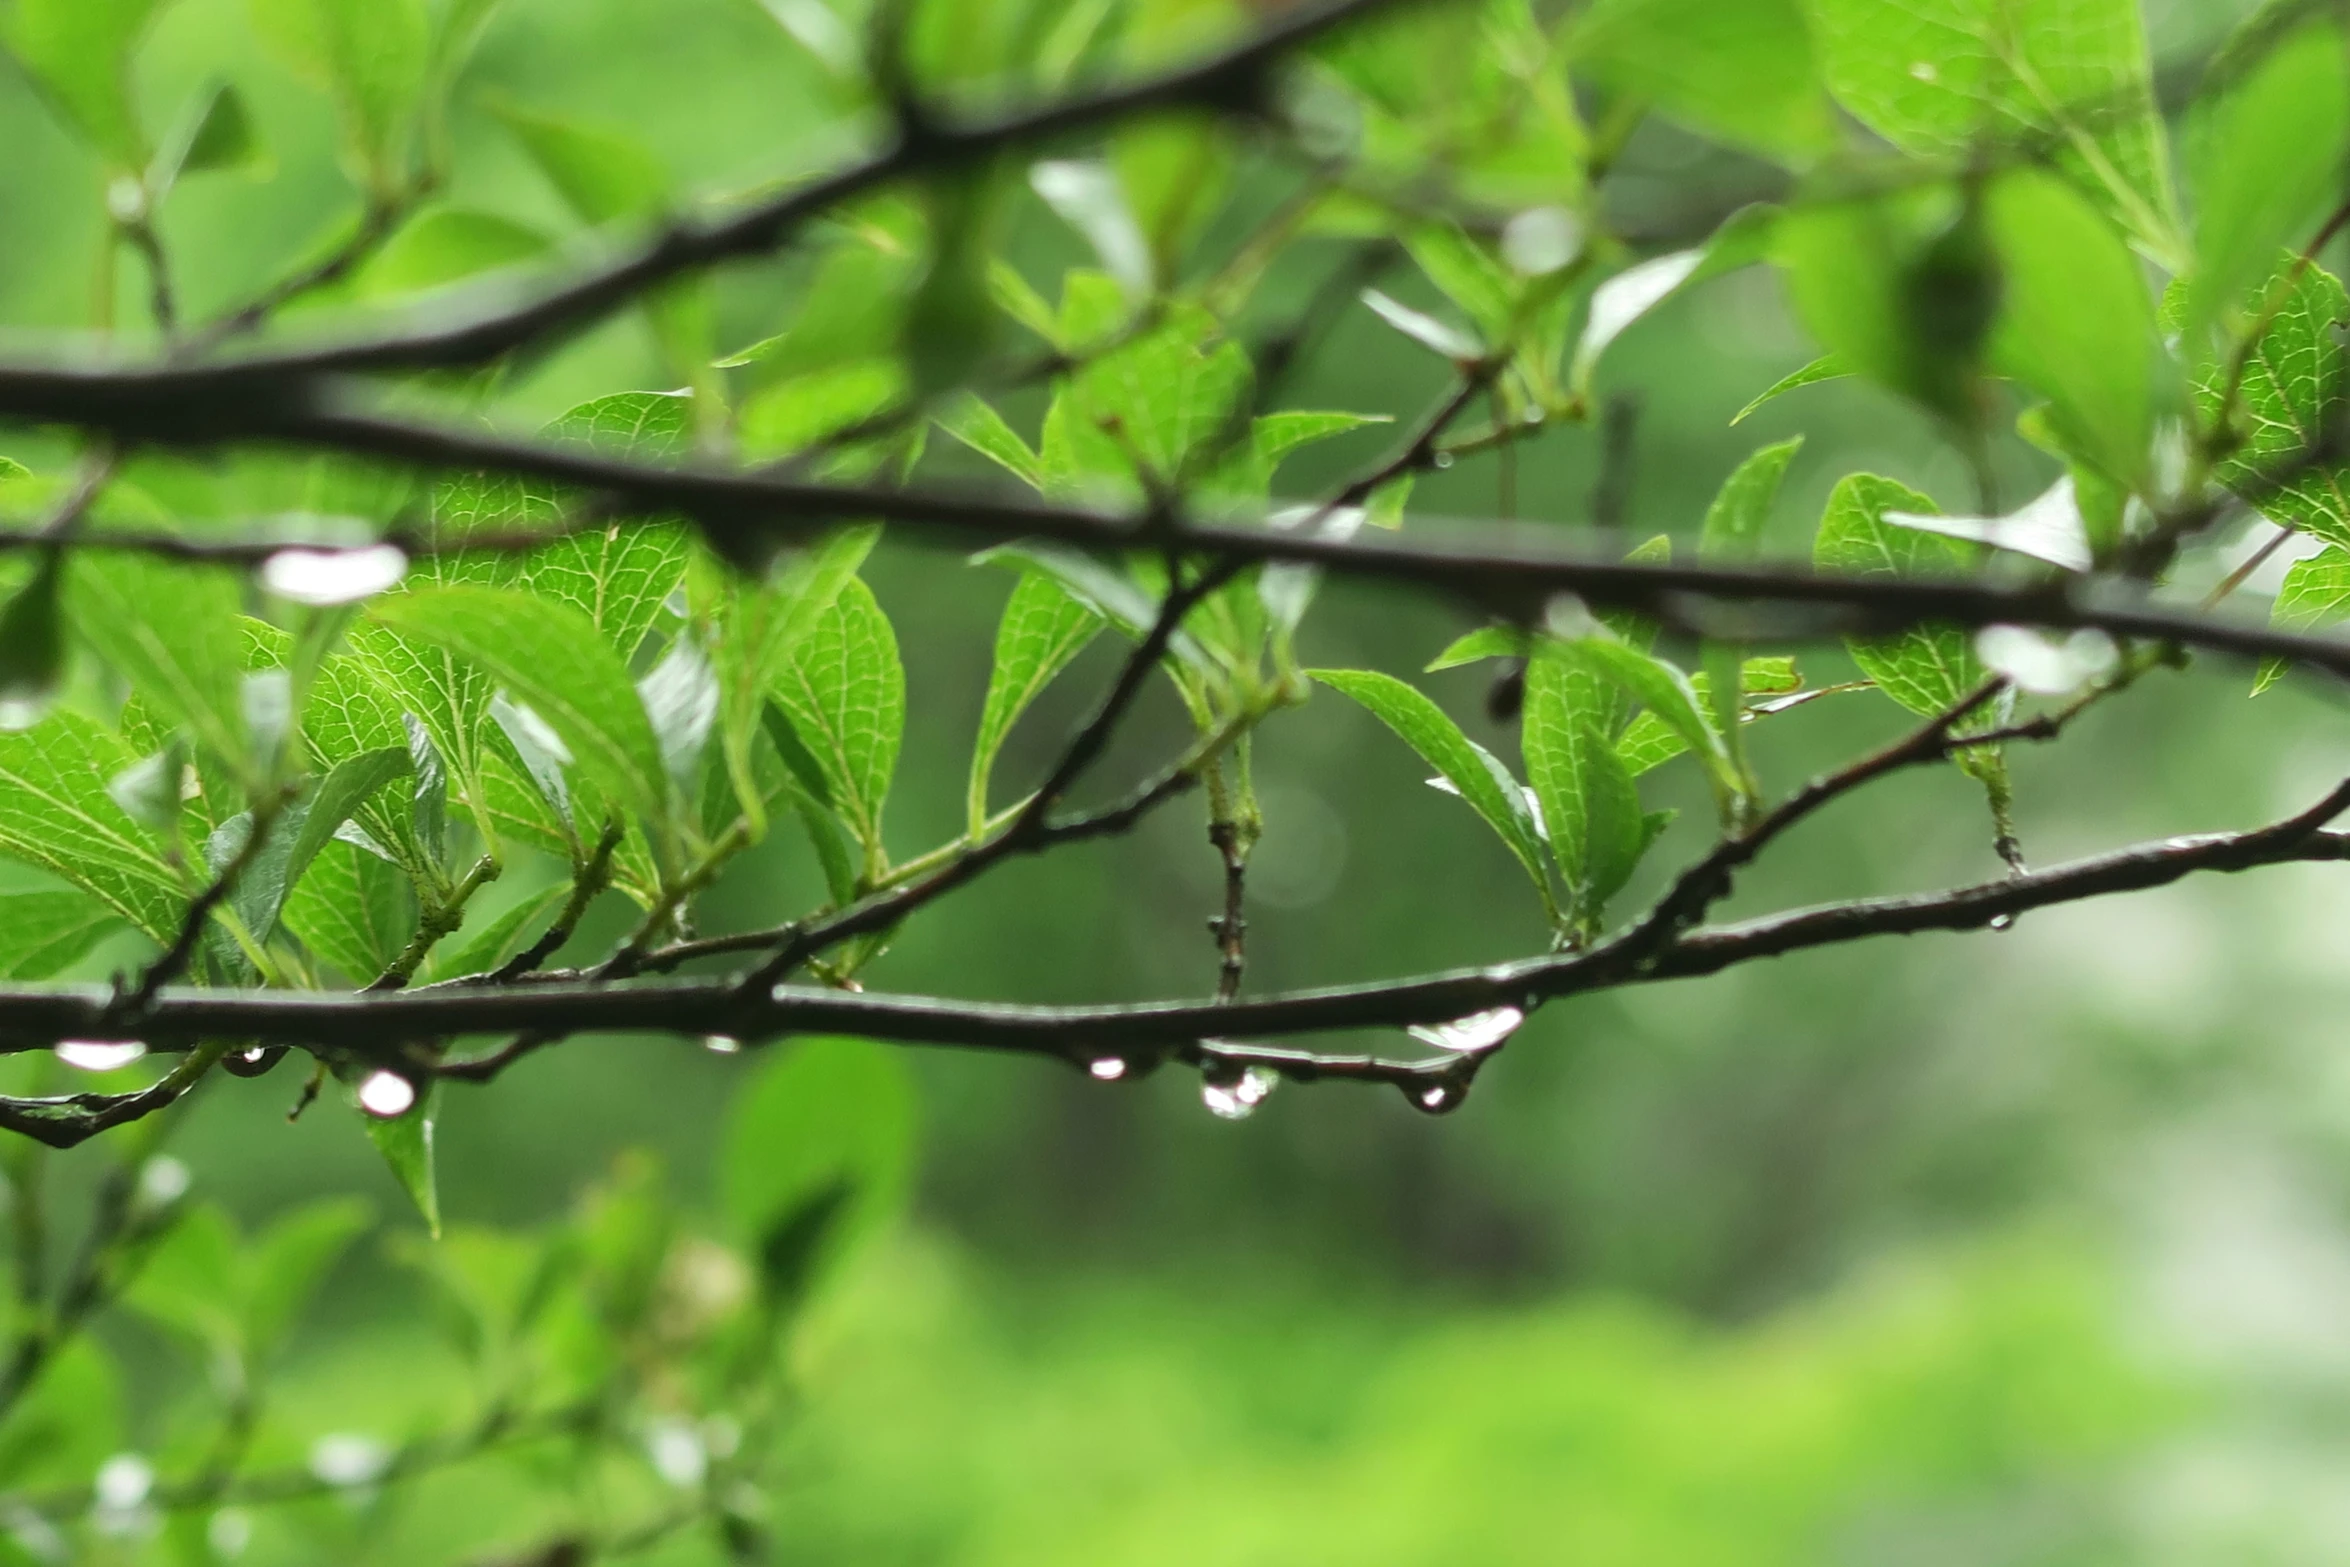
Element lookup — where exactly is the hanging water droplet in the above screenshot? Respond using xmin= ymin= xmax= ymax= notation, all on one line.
xmin=1409 ymin=1080 xmax=1466 ymax=1115
xmin=1089 ymin=1057 xmax=1127 ymax=1081
xmin=645 ymin=1419 xmax=708 ymax=1489
xmin=1407 ymin=1005 xmax=1524 ymax=1054
xmin=1430 ymin=451 xmax=1455 ymax=470
xmin=1988 ymin=912 xmax=2016 ymax=932
xmin=1201 ymin=1065 xmax=1277 ymax=1120
xmin=704 ymin=1034 xmax=742 ymax=1055
xmin=55 ymin=1039 xmax=145 ymax=1073
xmin=1523 ymin=406 xmax=1547 ymax=427
xmin=356 ymin=1069 xmax=417 ymax=1119
xmin=260 ymin=544 xmax=409 ymax=607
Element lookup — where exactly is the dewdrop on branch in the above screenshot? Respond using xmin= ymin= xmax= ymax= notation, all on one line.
xmin=260 ymin=544 xmax=408 ymax=606
xmin=1201 ymin=1065 xmax=1277 ymax=1120
xmin=54 ymin=1040 xmax=145 ymax=1072
xmin=356 ymin=1070 xmax=418 ymax=1119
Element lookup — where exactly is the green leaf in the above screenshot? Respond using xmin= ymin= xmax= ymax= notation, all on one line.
xmin=1031 ymin=160 xmax=1152 ymax=297
xmin=1616 ymin=659 xmax=1809 ymax=775
xmin=0 ymin=888 xmax=123 ymax=979
xmin=1427 ymin=625 xmax=1528 ymax=672
xmin=1732 ymin=354 xmax=1851 ymax=425
xmin=156 ymin=79 xmax=269 ymax=187
xmin=357 ymin=207 xmax=551 ymax=300
xmin=492 ymin=102 xmax=708 ymax=382
xmin=0 ymin=555 xmax=66 ymax=721
xmin=68 ymin=554 xmax=249 ymax=776
xmin=249 ymin=0 xmax=430 ymax=188
xmin=1050 ymin=308 xmax=1253 ymax=491
xmin=1523 ymin=649 xmax=1645 ymax=928
xmin=2181 ymin=20 xmax=2350 ymax=349
xmin=969 ymin=571 xmax=1103 ymax=837
xmin=524 ymin=396 xmax=694 ymax=663
xmin=1700 ymin=439 xmax=1803 ymax=560
xmin=973 ymin=545 xmax=1214 ymax=675
xmin=417 ymin=879 xmax=565 ymax=982
xmin=252 ymin=745 xmax=411 ymax=942
xmin=1362 ymin=288 xmax=1481 ymax=361
xmin=1799 ymin=0 xmax=2181 ymax=259
xmin=362 ymin=1079 xmax=441 ymax=1237
xmin=0 ymin=0 xmax=166 ymax=164
xmin=122 ymin=1204 xmax=239 ymax=1352
xmin=738 ymin=360 xmax=907 ymax=463
xmin=245 ymin=1196 xmax=370 ymax=1355
xmin=722 ymin=1037 xmax=917 ymax=1308
xmin=714 ymin=526 xmax=877 ymax=841
xmin=0 ymin=711 xmax=184 ymax=942
xmin=735 ymin=239 xmax=919 ymax=385
xmin=1311 ymin=668 xmax=1555 ymax=919
xmin=1570 ymin=0 xmax=1835 ymax=159
xmin=938 ymin=395 xmax=1044 ymax=489
xmin=1984 ymin=168 xmax=2161 ymax=486
xmin=1405 ymin=223 xmax=1518 ymax=341
xmin=769 ymin=577 xmax=904 ymax=861
xmin=487 ymin=98 xmax=665 ymax=222
xmin=1775 ymin=186 xmax=1996 ymax=429
xmin=1575 ymin=205 xmax=1777 ymax=390
xmin=1551 ymin=638 xmax=1745 ymax=816
xmin=371 ymin=587 xmax=671 ymax=830
xmin=2196 ymin=260 xmax=2350 ymax=550
xmin=1814 ymin=474 xmax=1993 ymax=716
xmin=637 ymin=631 xmax=718 ymax=799
xmin=281 ymin=838 xmax=416 ymax=982
xmin=2257 ymin=544 xmax=2350 ymax=693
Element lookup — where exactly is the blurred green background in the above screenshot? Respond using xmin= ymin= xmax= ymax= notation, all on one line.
xmin=13 ymin=0 xmax=2350 ymax=1559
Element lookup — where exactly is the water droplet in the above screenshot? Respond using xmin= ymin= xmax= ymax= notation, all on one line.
xmin=1407 ymin=1005 xmax=1524 ymax=1054
xmin=136 ymin=1157 xmax=191 ymax=1207
xmin=1523 ymin=406 xmax=1547 ymax=427
xmin=55 ymin=1040 xmax=144 ymax=1073
xmin=356 ymin=1069 xmax=417 ymax=1119
xmin=1409 ymin=1081 xmax=1466 ymax=1115
xmin=1201 ymin=1065 xmax=1277 ymax=1120
xmin=92 ymin=1453 xmax=154 ymax=1532
xmin=704 ymin=1034 xmax=742 ymax=1055
xmin=1988 ymin=912 xmax=2016 ymax=932
xmin=307 ymin=1433 xmax=389 ymax=1488
xmin=1089 ymin=1057 xmax=1127 ymax=1081
xmin=261 ymin=544 xmax=408 ymax=607
xmin=645 ymin=1419 xmax=708 ymax=1489
xmin=1430 ymin=451 xmax=1455 ymax=470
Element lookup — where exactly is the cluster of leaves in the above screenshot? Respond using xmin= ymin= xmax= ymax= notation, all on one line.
xmin=0 ymin=0 xmax=2346 ymax=1554
xmin=0 ymin=1036 xmax=912 ymax=1564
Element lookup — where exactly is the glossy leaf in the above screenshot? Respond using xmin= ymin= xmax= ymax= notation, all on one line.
xmin=362 ymin=1080 xmax=441 ymax=1237
xmin=280 ymin=838 xmax=416 ymax=982
xmin=0 ymin=888 xmax=123 ymax=980
xmin=1523 ymin=649 xmax=1644 ymax=927
xmin=1312 ymin=668 xmax=1555 ymax=918
xmin=1800 ymin=0 xmax=2180 ymax=258
xmin=969 ymin=571 xmax=1103 ymax=837
xmin=1732 ymin=354 xmax=1852 ymax=425
xmin=1814 ymin=474 xmax=1992 ymax=717
xmin=0 ymin=712 xmax=184 ymax=942
xmin=2196 ymin=260 xmax=2350 ymax=550
xmin=372 ymin=587 xmax=670 ymax=828
xmin=769 ymin=577 xmax=904 ymax=859
xmin=2257 ymin=545 xmax=2350 ymax=694
xmin=69 ymin=554 xmax=250 ymax=775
